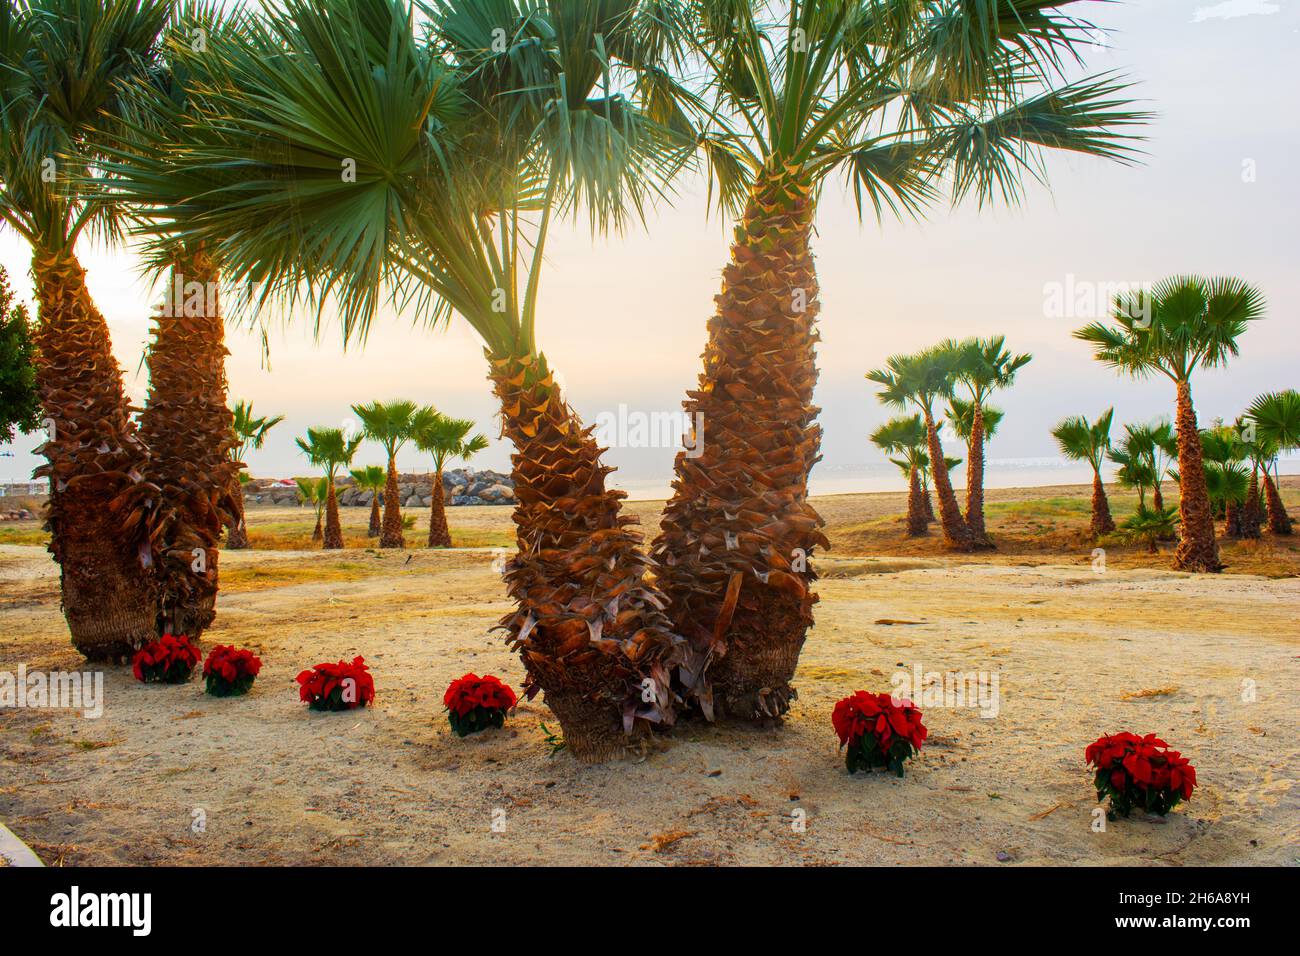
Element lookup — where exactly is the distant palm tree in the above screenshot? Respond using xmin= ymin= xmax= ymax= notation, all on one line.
xmin=1051 ymin=409 xmax=1116 ymax=538
xmin=296 ymin=476 xmax=327 ymax=543
xmin=1247 ymin=389 xmax=1299 ymax=535
xmin=350 ymin=465 xmax=387 ymax=538
xmin=1197 ymin=426 xmax=1252 ymax=539
xmin=1076 ymin=275 xmax=1266 ymax=571
xmin=869 ymin=348 xmax=973 ymax=550
xmin=1111 ymin=420 xmax=1177 ymax=512
xmin=0 ymin=0 xmax=170 ymax=658
xmin=870 ymin=415 xmax=930 ymax=537
xmin=946 ymin=338 xmax=1031 ymax=548
xmin=227 ymin=400 xmax=283 ymax=549
xmin=296 ymin=428 xmax=362 ymax=550
xmin=351 ymin=400 xmax=429 ymax=550
xmin=412 ymin=414 xmax=488 ymax=548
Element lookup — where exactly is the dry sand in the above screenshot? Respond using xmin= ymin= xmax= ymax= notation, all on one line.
xmin=0 ymin=484 xmax=1297 ymax=866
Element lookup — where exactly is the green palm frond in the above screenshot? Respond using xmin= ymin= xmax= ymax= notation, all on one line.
xmin=1051 ymin=407 xmax=1113 ymax=473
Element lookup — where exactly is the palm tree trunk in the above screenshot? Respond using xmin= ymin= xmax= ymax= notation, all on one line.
xmin=323 ymin=478 xmax=343 ymax=549
xmin=30 ymin=249 xmax=156 ymax=661
xmin=965 ymin=402 xmax=993 ymax=548
xmin=922 ymin=481 xmax=936 ymax=523
xmin=923 ymin=407 xmax=974 ymax=551
xmin=650 ymin=166 xmax=827 ymax=720
xmin=312 ymin=511 xmax=322 ymax=542
xmin=1262 ymin=469 xmax=1292 ymax=534
xmin=379 ymin=454 xmax=404 ymax=548
xmin=137 ymin=246 xmax=239 ymax=639
xmin=906 ymin=466 xmax=927 ymax=536
xmin=1152 ymin=480 xmax=1164 ymax=512
xmin=427 ymin=469 xmax=451 ymax=547
xmin=1172 ymin=379 xmax=1221 ymax=572
xmin=367 ymin=493 xmax=382 ymax=537
xmin=1224 ymin=498 xmax=1243 ymax=538
xmin=1241 ymin=467 xmax=1263 ymax=539
xmin=226 ymin=478 xmax=251 ymax=549
xmin=1090 ymin=468 xmax=1116 ymax=536
xmin=490 ymin=353 xmax=682 ymax=762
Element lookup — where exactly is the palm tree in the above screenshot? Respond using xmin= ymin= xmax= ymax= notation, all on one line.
xmin=351 ymin=400 xmax=427 ymax=549
xmin=1247 ymin=389 xmax=1299 ymax=535
xmin=227 ymin=399 xmax=283 ymax=549
xmin=296 ymin=476 xmax=326 ymax=543
xmin=296 ymin=427 xmax=362 ymax=550
xmin=870 ymin=347 xmax=973 ymax=551
xmin=1076 ymin=276 xmax=1266 ymax=571
xmin=1121 ymin=505 xmax=1180 ymax=555
xmin=150 ymin=0 xmax=693 ymax=759
xmin=411 ymin=413 xmax=488 ymax=548
xmin=350 ymin=465 xmax=387 ymax=538
xmin=653 ymin=0 xmax=1145 ymax=718
xmin=870 ymin=415 xmax=930 ymax=536
xmin=1197 ymin=426 xmax=1252 ymax=539
xmin=91 ymin=2 xmax=255 ymax=641
xmin=1051 ymin=409 xmax=1116 ymax=538
xmin=946 ymin=338 xmax=1030 ymax=548
xmin=0 ymin=0 xmax=169 ymax=659
xmin=1112 ymin=420 xmax=1177 ymax=512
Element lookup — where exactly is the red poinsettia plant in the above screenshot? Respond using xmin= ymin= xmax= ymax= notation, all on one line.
xmin=296 ymin=656 xmax=375 ymax=712
xmin=132 ymin=633 xmax=202 ymax=684
xmin=203 ymin=645 xmax=263 ymax=697
xmin=443 ymin=673 xmax=517 ymax=736
xmin=832 ymin=690 xmax=927 ymax=777
xmin=1085 ymin=732 xmax=1197 ymax=819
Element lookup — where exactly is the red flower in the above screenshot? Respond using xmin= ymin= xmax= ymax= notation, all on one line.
xmin=1085 ymin=731 xmax=1196 ymax=816
xmin=203 ymin=645 xmax=262 ymax=684
xmin=132 ymin=633 xmax=202 ymax=683
xmin=443 ymin=673 xmax=517 ymax=717
xmin=832 ymin=691 xmax=927 ymax=755
xmin=296 ymin=656 xmax=375 ymax=711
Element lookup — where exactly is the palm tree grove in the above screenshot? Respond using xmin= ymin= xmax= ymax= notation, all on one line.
xmin=0 ymin=0 xmax=1294 ymax=908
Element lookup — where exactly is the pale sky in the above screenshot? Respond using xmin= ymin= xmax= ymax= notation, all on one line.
xmin=3 ymin=1 xmax=1298 ymax=497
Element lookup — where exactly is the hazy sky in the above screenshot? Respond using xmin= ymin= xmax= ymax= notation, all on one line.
xmin=3 ymin=1 xmax=1298 ymax=497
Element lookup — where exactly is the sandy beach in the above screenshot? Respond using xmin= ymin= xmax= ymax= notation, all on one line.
xmin=1 ymin=481 xmax=1297 ymax=866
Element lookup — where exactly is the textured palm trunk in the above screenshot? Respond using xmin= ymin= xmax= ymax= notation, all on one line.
xmin=323 ymin=479 xmax=343 ymax=549
xmin=490 ymin=353 xmax=682 ymax=762
xmin=1241 ymin=468 xmax=1263 ymax=539
xmin=367 ymin=494 xmax=382 ymax=537
xmin=1224 ymin=498 xmax=1243 ymax=538
xmin=1172 ymin=379 xmax=1221 ymax=572
xmin=427 ymin=470 xmax=451 ymax=547
xmin=312 ymin=512 xmax=322 ymax=542
xmin=30 ymin=250 xmax=156 ymax=661
xmin=1152 ymin=480 xmax=1164 ymax=513
xmin=1090 ymin=469 xmax=1116 ymax=536
xmin=922 ymin=483 xmax=936 ymax=523
xmin=136 ymin=247 xmax=239 ymax=639
xmin=906 ymin=466 xmax=927 ymax=536
xmin=923 ymin=408 xmax=974 ymax=551
xmin=965 ymin=403 xmax=993 ymax=548
xmin=650 ymin=167 xmax=828 ymax=720
xmin=379 ymin=455 xmax=404 ymax=548
xmin=1262 ymin=470 xmax=1292 ymax=535
xmin=226 ymin=478 xmax=251 ymax=549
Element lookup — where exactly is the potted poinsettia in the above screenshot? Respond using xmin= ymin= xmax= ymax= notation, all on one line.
xmin=1085 ymin=732 xmax=1197 ymax=819
xmin=202 ymin=645 xmax=263 ymax=697
xmin=296 ymin=656 xmax=375 ymax=711
xmin=832 ymin=690 xmax=927 ymax=777
xmin=443 ymin=673 xmax=517 ymax=736
xmin=132 ymin=633 xmax=202 ymax=684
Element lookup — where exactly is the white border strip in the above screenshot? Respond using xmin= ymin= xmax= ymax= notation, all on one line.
xmin=0 ymin=821 xmax=44 ymax=867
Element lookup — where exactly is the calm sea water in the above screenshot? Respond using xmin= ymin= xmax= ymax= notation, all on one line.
xmin=611 ymin=456 xmax=1300 ymax=502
